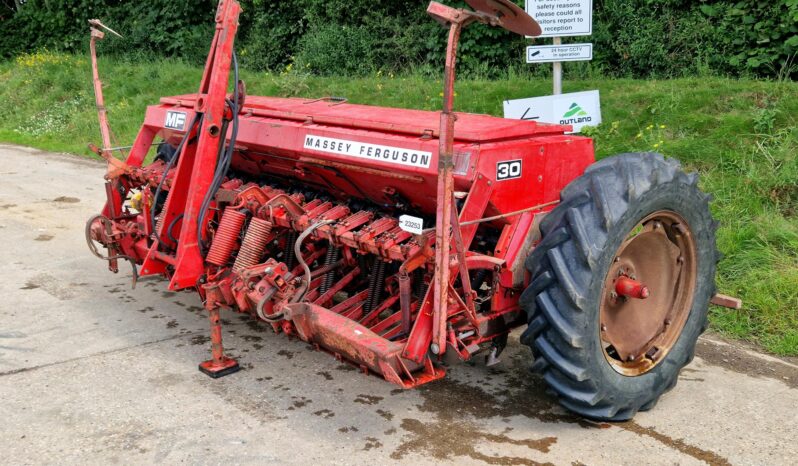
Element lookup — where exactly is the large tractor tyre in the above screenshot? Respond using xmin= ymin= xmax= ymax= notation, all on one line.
xmin=519 ymin=152 xmax=718 ymax=421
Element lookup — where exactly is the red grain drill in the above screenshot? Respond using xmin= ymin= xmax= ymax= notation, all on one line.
xmin=87 ymin=0 xmax=731 ymax=421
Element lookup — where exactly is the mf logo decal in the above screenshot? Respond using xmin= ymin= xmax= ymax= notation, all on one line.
xmin=164 ymin=111 xmax=187 ymax=131
xmin=497 ymin=160 xmax=522 ymax=181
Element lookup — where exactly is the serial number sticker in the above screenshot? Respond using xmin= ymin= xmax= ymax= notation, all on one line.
xmin=496 ymin=159 xmax=522 ymax=181
xmin=398 ymin=215 xmax=424 ymax=235
xmin=164 ymin=111 xmax=187 ymax=131
xmin=304 ymin=135 xmax=432 ymax=169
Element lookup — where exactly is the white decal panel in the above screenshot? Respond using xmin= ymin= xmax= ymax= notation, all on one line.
xmin=304 ymin=135 xmax=432 ymax=169
xmin=398 ymin=215 xmax=424 ymax=235
xmin=164 ymin=111 xmax=187 ymax=131
xmin=497 ymin=160 xmax=522 ymax=181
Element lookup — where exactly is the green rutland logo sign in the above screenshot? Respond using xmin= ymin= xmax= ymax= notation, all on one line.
xmin=503 ymin=90 xmax=602 ymax=133
xmin=560 ymin=102 xmax=593 ymax=125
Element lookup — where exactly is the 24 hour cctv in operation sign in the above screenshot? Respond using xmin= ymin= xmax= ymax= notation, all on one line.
xmin=526 ymin=0 xmax=592 ymax=38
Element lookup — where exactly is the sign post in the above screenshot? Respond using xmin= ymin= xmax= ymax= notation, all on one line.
xmin=525 ymin=0 xmax=593 ymax=94
xmin=552 ymin=37 xmax=562 ymax=94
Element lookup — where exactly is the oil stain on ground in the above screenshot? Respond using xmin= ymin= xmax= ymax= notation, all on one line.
xmin=390 ymin=342 xmax=730 ymax=465
xmin=618 ymin=421 xmax=731 ymax=466
xmin=53 ymin=196 xmax=80 ymax=203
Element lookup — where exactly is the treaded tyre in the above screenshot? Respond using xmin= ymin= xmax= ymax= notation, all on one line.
xmin=519 ymin=153 xmax=718 ymax=421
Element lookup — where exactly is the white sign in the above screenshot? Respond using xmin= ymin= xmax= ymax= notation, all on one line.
xmin=526 ymin=0 xmax=593 ymax=38
xmin=398 ymin=215 xmax=424 ymax=235
xmin=527 ymin=44 xmax=592 ymax=63
xmin=496 ymin=160 xmax=522 ymax=181
xmin=304 ymin=135 xmax=432 ymax=169
xmin=164 ymin=111 xmax=187 ymax=130
xmin=503 ymin=90 xmax=601 ymax=133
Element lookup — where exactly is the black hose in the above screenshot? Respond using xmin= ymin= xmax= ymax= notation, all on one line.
xmin=166 ymin=213 xmax=184 ymax=244
xmin=150 ymin=113 xmax=201 ymax=246
xmin=197 ymin=50 xmax=240 ymax=254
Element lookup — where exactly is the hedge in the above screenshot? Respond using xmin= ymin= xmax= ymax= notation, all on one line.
xmin=1 ymin=0 xmax=796 ymax=78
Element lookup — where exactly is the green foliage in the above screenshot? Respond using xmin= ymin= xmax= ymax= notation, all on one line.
xmin=236 ymin=0 xmax=305 ymax=71
xmin=702 ymin=0 xmax=798 ymax=77
xmin=0 ymin=0 xmax=216 ymax=62
xmin=1 ymin=0 xmax=796 ymax=78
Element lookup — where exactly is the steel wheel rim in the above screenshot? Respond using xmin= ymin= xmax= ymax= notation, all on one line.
xmin=599 ymin=210 xmax=698 ymax=376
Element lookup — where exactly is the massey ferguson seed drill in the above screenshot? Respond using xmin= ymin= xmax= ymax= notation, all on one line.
xmin=87 ymin=0 xmax=726 ymax=421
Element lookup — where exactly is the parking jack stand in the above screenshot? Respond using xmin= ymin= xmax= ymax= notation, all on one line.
xmin=199 ymin=284 xmax=240 ymax=378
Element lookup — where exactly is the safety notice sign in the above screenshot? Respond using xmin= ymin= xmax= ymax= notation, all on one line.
xmin=526 ymin=44 xmax=592 ymax=63
xmin=526 ymin=0 xmax=593 ymax=38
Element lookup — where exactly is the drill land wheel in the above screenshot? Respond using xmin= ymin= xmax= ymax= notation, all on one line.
xmin=519 ymin=153 xmax=719 ymax=421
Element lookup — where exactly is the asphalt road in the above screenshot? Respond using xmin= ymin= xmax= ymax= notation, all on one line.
xmin=1 ymin=144 xmax=796 ymax=465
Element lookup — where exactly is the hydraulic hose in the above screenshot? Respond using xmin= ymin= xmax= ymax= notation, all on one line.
xmin=197 ymin=50 xmax=241 ymax=254
xmin=150 ymin=113 xmax=201 ymax=245
xmin=291 ymin=220 xmax=335 ymax=304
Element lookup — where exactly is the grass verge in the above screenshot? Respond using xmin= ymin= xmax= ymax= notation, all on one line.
xmin=1 ymin=52 xmax=796 ymax=355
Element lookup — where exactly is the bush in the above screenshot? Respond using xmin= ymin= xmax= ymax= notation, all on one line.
xmin=1 ymin=0 xmax=796 ymax=79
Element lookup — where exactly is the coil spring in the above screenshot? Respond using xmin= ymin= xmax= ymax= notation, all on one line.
xmin=319 ymin=245 xmax=340 ymax=294
xmin=413 ymin=268 xmax=428 ymax=301
xmin=283 ymin=230 xmax=298 ymax=271
xmin=232 ymin=217 xmax=273 ymax=273
xmin=364 ymin=256 xmax=386 ymax=313
xmin=206 ymin=207 xmax=246 ymax=266
xmin=154 ymin=213 xmax=166 ymax=238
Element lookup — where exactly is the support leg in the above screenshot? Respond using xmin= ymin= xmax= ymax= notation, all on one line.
xmin=199 ymin=305 xmax=240 ymax=378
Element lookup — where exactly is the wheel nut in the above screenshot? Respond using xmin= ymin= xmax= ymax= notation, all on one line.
xmin=677 ymin=256 xmax=684 ymax=264
xmin=601 ymin=323 xmax=607 ymax=332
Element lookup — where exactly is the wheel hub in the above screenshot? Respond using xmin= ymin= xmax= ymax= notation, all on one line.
xmin=599 ymin=211 xmax=697 ymax=376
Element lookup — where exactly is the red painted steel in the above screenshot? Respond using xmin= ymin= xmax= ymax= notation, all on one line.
xmin=616 ymin=276 xmax=651 ymax=299
xmin=86 ymin=0 xmax=596 ymax=388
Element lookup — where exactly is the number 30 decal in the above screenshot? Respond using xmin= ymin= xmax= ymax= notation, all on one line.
xmin=496 ymin=160 xmax=522 ymax=181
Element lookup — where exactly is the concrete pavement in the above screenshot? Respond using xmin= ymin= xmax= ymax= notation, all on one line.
xmin=1 ymin=144 xmax=796 ymax=465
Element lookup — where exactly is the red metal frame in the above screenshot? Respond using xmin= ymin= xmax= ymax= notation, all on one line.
xmin=87 ymin=0 xmax=596 ymax=387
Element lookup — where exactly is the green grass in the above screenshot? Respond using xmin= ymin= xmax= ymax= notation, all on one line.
xmin=1 ymin=52 xmax=796 ymax=355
